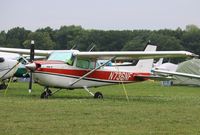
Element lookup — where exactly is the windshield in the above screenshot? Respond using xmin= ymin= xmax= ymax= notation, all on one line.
xmin=48 ymin=52 xmax=73 ymax=62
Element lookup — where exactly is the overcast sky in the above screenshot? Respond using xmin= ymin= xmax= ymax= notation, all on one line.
xmin=0 ymin=0 xmax=199 ymax=31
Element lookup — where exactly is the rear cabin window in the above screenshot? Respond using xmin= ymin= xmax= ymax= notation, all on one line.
xmin=76 ymin=58 xmax=95 ymax=69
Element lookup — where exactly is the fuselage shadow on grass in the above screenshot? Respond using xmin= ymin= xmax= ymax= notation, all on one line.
xmin=44 ymin=94 xmax=177 ymax=104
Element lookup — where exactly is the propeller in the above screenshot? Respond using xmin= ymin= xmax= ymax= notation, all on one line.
xmin=28 ymin=40 xmax=35 ymax=93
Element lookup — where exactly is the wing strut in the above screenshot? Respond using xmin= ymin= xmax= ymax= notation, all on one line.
xmin=70 ymin=57 xmax=116 ymax=86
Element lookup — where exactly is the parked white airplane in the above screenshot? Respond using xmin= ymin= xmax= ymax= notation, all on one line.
xmin=0 ymin=52 xmax=20 ymax=89
xmin=0 ymin=44 xmax=197 ymax=98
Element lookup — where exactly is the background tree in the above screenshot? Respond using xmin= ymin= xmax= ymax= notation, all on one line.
xmin=6 ymin=27 xmax=30 ymax=48
xmin=182 ymin=25 xmax=200 ymax=56
xmin=54 ymin=25 xmax=83 ymax=50
xmin=23 ymin=32 xmax=55 ymax=50
xmin=1 ymin=24 xmax=199 ymax=63
xmin=122 ymin=38 xmax=145 ymax=51
xmin=0 ymin=31 xmax=6 ymax=46
xmin=147 ymin=33 xmax=183 ymax=51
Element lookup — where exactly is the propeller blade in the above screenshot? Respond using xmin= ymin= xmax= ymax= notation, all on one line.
xmin=28 ymin=72 xmax=33 ymax=93
xmin=28 ymin=40 xmax=35 ymax=93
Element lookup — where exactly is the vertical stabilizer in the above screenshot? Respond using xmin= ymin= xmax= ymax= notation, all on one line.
xmin=135 ymin=45 xmax=157 ymax=72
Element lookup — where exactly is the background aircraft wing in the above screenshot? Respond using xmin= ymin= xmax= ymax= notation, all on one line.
xmin=0 ymin=47 xmax=52 ymax=56
xmin=152 ymin=69 xmax=200 ymax=79
xmin=74 ymin=51 xmax=198 ymax=60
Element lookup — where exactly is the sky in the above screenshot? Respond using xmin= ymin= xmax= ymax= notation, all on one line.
xmin=0 ymin=0 xmax=200 ymax=31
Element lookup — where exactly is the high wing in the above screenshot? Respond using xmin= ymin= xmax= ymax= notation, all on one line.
xmin=0 ymin=47 xmax=52 ymax=56
xmin=73 ymin=51 xmax=198 ymax=60
xmin=0 ymin=46 xmax=198 ymax=60
xmin=152 ymin=69 xmax=200 ymax=80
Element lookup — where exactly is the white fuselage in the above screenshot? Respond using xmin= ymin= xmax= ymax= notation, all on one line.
xmin=32 ymin=61 xmax=150 ymax=89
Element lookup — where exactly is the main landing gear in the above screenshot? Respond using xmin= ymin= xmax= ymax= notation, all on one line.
xmin=94 ymin=92 xmax=103 ymax=99
xmin=40 ymin=86 xmax=103 ymax=99
xmin=83 ymin=86 xmax=103 ymax=99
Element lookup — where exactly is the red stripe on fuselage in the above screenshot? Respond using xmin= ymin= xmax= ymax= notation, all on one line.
xmin=34 ymin=60 xmax=65 ymax=64
xmin=36 ymin=67 xmax=150 ymax=82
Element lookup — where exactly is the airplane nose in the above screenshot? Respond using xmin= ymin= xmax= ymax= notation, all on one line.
xmin=25 ymin=63 xmax=36 ymax=71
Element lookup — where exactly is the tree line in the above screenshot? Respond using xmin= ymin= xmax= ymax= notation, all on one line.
xmin=0 ymin=24 xmax=200 ymax=60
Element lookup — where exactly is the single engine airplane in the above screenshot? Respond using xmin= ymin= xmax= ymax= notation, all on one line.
xmin=0 ymin=44 xmax=197 ymax=98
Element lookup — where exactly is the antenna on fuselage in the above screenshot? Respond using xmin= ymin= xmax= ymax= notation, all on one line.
xmin=88 ymin=43 xmax=96 ymax=52
xmin=70 ymin=44 xmax=77 ymax=50
xmin=147 ymin=40 xmax=151 ymax=45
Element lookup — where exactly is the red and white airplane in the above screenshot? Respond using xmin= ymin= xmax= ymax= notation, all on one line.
xmin=0 ymin=43 xmax=197 ymax=98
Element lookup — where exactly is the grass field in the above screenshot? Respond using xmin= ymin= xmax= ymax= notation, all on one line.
xmin=0 ymin=81 xmax=200 ymax=135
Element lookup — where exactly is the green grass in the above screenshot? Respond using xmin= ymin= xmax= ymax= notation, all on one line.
xmin=0 ymin=81 xmax=200 ymax=135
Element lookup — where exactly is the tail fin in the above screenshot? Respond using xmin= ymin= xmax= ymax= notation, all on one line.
xmin=135 ymin=45 xmax=157 ymax=72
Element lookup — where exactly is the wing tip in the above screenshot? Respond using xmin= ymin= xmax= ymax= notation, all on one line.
xmin=186 ymin=51 xmax=199 ymax=58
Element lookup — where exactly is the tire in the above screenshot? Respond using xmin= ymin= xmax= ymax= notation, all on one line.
xmin=94 ymin=92 xmax=103 ymax=99
xmin=0 ymin=84 xmax=7 ymax=90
